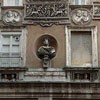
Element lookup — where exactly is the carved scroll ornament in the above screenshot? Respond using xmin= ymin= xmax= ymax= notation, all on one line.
xmin=2 ymin=10 xmax=21 ymax=25
xmin=71 ymin=8 xmax=92 ymax=25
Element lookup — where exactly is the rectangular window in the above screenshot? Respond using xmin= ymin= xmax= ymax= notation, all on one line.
xmin=3 ymin=0 xmax=23 ymax=6
xmin=72 ymin=0 xmax=87 ymax=5
xmin=71 ymin=31 xmax=92 ymax=66
xmin=0 ymin=32 xmax=23 ymax=67
xmin=66 ymin=27 xmax=98 ymax=67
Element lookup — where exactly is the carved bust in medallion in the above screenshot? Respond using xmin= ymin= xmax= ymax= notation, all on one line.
xmin=71 ymin=8 xmax=92 ymax=25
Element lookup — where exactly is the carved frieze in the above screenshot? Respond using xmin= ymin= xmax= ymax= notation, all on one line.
xmin=71 ymin=8 xmax=92 ymax=25
xmin=24 ymin=0 xmax=69 ymax=26
xmin=25 ymin=3 xmax=68 ymax=17
xmin=2 ymin=10 xmax=21 ymax=25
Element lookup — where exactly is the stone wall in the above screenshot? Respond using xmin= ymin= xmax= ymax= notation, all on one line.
xmin=0 ymin=82 xmax=99 ymax=99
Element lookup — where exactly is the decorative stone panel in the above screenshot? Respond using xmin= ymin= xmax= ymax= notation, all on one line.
xmin=2 ymin=10 xmax=21 ymax=25
xmin=93 ymin=2 xmax=100 ymax=19
xmin=63 ymin=67 xmax=99 ymax=82
xmin=71 ymin=8 xmax=92 ymax=25
xmin=24 ymin=0 xmax=70 ymax=26
xmin=1 ymin=7 xmax=24 ymax=26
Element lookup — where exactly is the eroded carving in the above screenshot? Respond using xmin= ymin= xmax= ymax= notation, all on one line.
xmin=37 ymin=38 xmax=56 ymax=68
xmin=71 ymin=8 xmax=92 ymax=25
xmin=94 ymin=6 xmax=100 ymax=15
xmin=26 ymin=3 xmax=68 ymax=17
xmin=2 ymin=10 xmax=21 ymax=25
xmin=24 ymin=0 xmax=69 ymax=26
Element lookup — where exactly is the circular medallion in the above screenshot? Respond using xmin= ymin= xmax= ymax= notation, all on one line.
xmin=2 ymin=10 xmax=21 ymax=25
xmin=71 ymin=8 xmax=92 ymax=25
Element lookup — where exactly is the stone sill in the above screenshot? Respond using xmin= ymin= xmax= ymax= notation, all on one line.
xmin=69 ymin=5 xmax=93 ymax=8
xmin=63 ymin=67 xmax=100 ymax=72
xmin=1 ymin=6 xmax=24 ymax=9
xmin=0 ymin=67 xmax=28 ymax=72
xmin=0 ymin=81 xmax=100 ymax=84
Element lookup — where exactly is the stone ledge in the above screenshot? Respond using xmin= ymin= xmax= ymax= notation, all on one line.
xmin=63 ymin=67 xmax=100 ymax=71
xmin=0 ymin=67 xmax=28 ymax=72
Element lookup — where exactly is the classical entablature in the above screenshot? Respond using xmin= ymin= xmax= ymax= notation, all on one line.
xmin=0 ymin=1 xmax=100 ymax=27
xmin=23 ymin=0 xmax=98 ymax=26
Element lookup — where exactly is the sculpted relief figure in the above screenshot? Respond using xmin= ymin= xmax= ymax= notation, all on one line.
xmin=71 ymin=8 xmax=91 ymax=25
xmin=37 ymin=38 xmax=56 ymax=68
xmin=26 ymin=3 xmax=68 ymax=17
xmin=94 ymin=6 xmax=100 ymax=15
xmin=2 ymin=10 xmax=21 ymax=25
xmin=25 ymin=0 xmax=69 ymax=26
